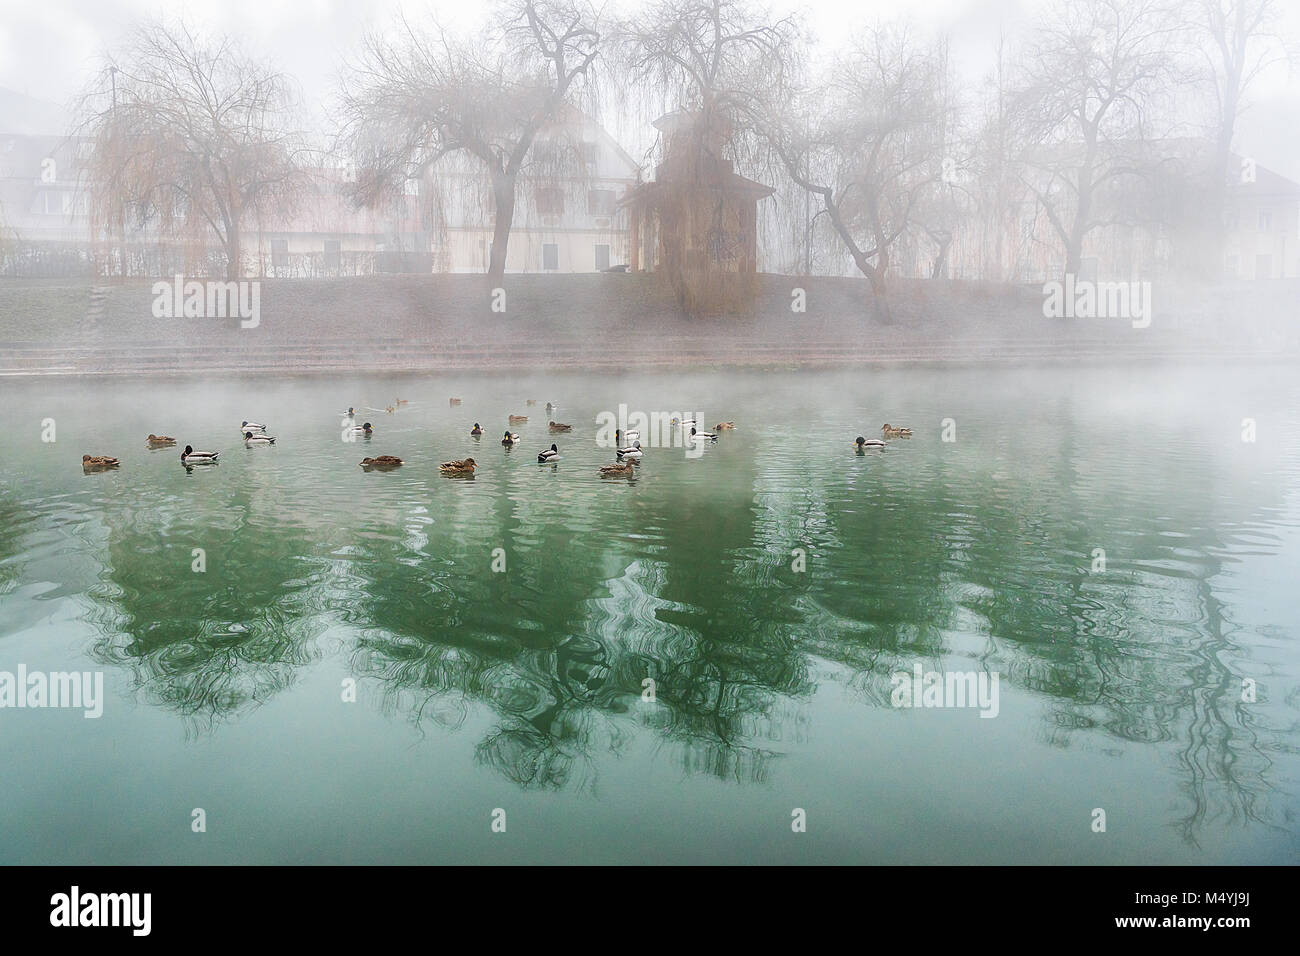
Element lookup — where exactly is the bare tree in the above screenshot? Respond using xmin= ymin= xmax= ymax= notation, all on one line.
xmin=910 ymin=37 xmax=974 ymax=280
xmin=339 ymin=0 xmax=599 ymax=283
xmin=1010 ymin=0 xmax=1182 ymax=278
xmin=616 ymin=0 xmax=799 ymax=158
xmin=768 ymin=24 xmax=949 ymax=298
xmin=78 ymin=21 xmax=307 ymax=280
xmin=968 ymin=26 xmax=1033 ymax=282
xmin=1192 ymin=0 xmax=1289 ymax=275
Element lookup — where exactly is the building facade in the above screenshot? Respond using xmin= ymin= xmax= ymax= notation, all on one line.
xmin=424 ymin=111 xmax=640 ymax=274
xmin=1 ymin=89 xmax=638 ymax=279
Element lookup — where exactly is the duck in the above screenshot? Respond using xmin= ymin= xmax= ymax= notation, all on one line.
xmin=526 ymin=399 xmax=538 ymax=407
xmin=470 ymin=422 xmax=483 ymax=436
xmin=82 ymin=454 xmax=120 ymax=469
xmin=537 ymin=443 xmax=560 ymax=463
xmin=395 ymin=398 xmax=409 ymax=406
xmin=244 ymin=431 xmax=276 ymax=444
xmin=180 ymin=445 xmax=219 ymax=464
xmin=343 ymin=407 xmax=356 ymax=418
xmin=360 ymin=456 xmax=403 ymax=469
xmin=600 ymin=461 xmax=636 ymax=478
xmin=240 ymin=420 xmax=266 ymax=433
xmin=670 ymin=417 xmax=696 ymax=428
xmin=549 ymin=421 xmax=573 ymax=432
xmin=545 ymin=402 xmax=558 ymax=414
xmin=348 ymin=422 xmax=374 ymax=436
xmin=501 ymin=430 xmax=519 ymax=446
xmin=617 ymin=440 xmax=643 ymax=460
xmin=440 ymin=457 xmax=477 ymax=476
xmin=855 ymin=436 xmax=886 ymax=451
xmin=146 ymin=434 xmax=176 ymax=446
xmin=881 ymin=424 xmax=913 ymax=438
xmin=508 ymin=414 xmax=528 ymax=424
xmin=449 ymin=398 xmax=462 ymax=407
xmin=714 ymin=421 xmax=736 ymax=431
xmin=615 ymin=428 xmax=640 ymax=446
xmin=689 ymin=427 xmax=717 ymax=442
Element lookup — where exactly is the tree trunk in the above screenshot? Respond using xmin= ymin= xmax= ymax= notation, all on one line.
xmin=1203 ymin=13 xmax=1247 ymax=280
xmin=870 ymin=269 xmax=891 ymax=322
xmin=1205 ymin=91 xmax=1239 ymax=278
xmin=931 ymin=237 xmax=951 ymax=279
xmin=872 ymin=247 xmax=890 ymax=296
xmin=1066 ymin=154 xmax=1095 ymax=279
xmin=226 ymin=229 xmax=241 ymax=280
xmin=488 ymin=174 xmax=516 ymax=283
xmin=864 ymin=250 xmax=892 ymax=322
xmin=1064 ymin=196 xmax=1088 ymax=277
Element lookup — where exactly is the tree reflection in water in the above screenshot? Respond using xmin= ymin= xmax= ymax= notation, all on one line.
xmin=62 ymin=390 xmax=1295 ymax=844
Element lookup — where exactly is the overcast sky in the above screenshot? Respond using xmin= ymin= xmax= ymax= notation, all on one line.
xmin=2 ymin=0 xmax=1297 ymax=178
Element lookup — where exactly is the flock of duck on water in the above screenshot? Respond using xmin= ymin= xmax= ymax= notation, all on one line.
xmin=79 ymin=396 xmax=912 ymax=475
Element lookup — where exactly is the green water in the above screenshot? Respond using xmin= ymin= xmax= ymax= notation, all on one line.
xmin=0 ymin=366 xmax=1297 ymax=864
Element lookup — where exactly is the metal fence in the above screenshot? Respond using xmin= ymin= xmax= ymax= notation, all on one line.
xmin=0 ymin=242 xmax=435 ymax=279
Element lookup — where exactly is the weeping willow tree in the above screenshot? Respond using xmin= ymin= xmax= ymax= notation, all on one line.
xmin=338 ymin=0 xmax=600 ymax=283
xmin=77 ymin=21 xmax=308 ymax=279
xmin=611 ymin=0 xmax=800 ymax=313
xmin=614 ymin=0 xmax=799 ymax=149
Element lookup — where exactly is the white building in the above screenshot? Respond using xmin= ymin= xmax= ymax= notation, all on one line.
xmin=427 ymin=110 xmax=640 ymax=274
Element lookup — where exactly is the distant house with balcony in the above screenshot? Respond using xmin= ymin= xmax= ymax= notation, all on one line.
xmin=1222 ymin=159 xmax=1300 ymax=280
xmin=931 ymin=140 xmax=1300 ymax=284
xmin=250 ymin=167 xmax=427 ymax=277
xmin=0 ymin=89 xmax=95 ymax=276
xmin=422 ymin=109 xmax=639 ymax=274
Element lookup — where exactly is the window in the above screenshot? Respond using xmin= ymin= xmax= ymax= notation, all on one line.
xmin=271 ymin=239 xmax=289 ymax=268
xmin=535 ymin=188 xmax=565 ymax=216
xmin=542 ymin=243 xmax=559 ymax=271
xmin=533 ymin=141 xmax=559 ymax=166
xmin=1259 ymin=210 xmax=1272 ymax=232
xmin=324 ymin=239 xmax=341 ymax=272
xmin=707 ymin=229 xmax=737 ymax=263
xmin=30 ymin=191 xmax=69 ymax=215
xmin=587 ymin=189 xmax=616 ymax=216
xmin=582 ymin=141 xmax=600 ymax=168
xmin=594 ymin=243 xmax=610 ymax=272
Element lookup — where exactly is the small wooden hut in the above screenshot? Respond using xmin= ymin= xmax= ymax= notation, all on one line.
xmin=623 ymin=110 xmax=772 ymax=315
